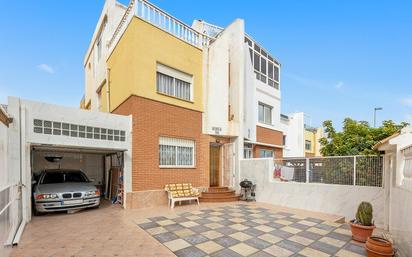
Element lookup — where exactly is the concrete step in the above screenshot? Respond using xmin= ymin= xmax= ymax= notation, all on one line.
xmin=207 ymin=186 xmax=230 ymax=192
xmin=201 ymin=190 xmax=236 ymax=198
xmin=199 ymin=195 xmax=240 ymax=202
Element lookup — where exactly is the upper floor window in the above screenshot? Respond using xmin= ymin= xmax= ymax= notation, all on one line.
xmin=258 ymin=102 xmax=272 ymax=125
xmin=305 ymin=140 xmax=312 ymax=151
xmin=245 ymin=36 xmax=280 ymax=89
xmin=156 ymin=64 xmax=192 ymax=101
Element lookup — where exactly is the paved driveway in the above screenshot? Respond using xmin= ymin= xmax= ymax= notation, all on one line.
xmin=10 ymin=201 xmax=368 ymax=257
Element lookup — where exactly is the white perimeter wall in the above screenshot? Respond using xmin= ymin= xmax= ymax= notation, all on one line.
xmin=240 ymin=158 xmax=385 ymax=227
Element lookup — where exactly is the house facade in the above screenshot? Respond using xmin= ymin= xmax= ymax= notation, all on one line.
xmin=82 ymin=0 xmax=308 ymax=207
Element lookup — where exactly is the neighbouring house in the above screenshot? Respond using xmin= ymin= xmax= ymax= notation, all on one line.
xmin=81 ymin=0 xmax=312 ymax=207
xmin=374 ymin=127 xmax=412 ymax=257
xmin=303 ymin=124 xmax=324 ymax=157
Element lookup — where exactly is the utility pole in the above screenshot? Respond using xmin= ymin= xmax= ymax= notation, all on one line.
xmin=374 ymin=107 xmax=383 ymax=127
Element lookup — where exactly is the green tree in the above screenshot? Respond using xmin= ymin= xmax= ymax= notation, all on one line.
xmin=319 ymin=118 xmax=408 ymax=156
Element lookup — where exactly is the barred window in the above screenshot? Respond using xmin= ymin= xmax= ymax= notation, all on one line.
xmin=159 ymin=137 xmax=195 ymax=168
xmin=156 ymin=64 xmax=192 ymax=101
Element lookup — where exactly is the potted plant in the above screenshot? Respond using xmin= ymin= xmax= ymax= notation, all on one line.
xmin=365 ymin=236 xmax=394 ymax=257
xmin=350 ymin=201 xmax=375 ymax=243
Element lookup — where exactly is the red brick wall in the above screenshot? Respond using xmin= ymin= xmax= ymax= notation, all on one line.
xmin=255 ymin=126 xmax=283 ymax=158
xmin=113 ymin=95 xmax=209 ymax=191
xmin=256 ymin=126 xmax=283 ymax=146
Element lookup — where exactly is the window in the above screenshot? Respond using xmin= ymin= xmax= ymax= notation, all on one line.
xmin=96 ymin=33 xmax=102 ymax=61
xmin=259 ymin=149 xmax=273 ymax=158
xmin=244 ymin=144 xmax=253 ymax=159
xmin=159 ymin=137 xmax=195 ymax=167
xmin=156 ymin=64 xmax=192 ymax=101
xmin=258 ymin=102 xmax=272 ymax=125
xmin=305 ymin=140 xmax=312 ymax=151
xmin=283 ymin=135 xmax=287 ymax=146
xmin=245 ymin=36 xmax=280 ymax=89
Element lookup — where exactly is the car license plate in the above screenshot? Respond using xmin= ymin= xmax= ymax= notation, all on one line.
xmin=64 ymin=199 xmax=83 ymax=205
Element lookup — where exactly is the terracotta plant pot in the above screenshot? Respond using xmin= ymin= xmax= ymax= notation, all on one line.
xmin=350 ymin=220 xmax=375 ymax=243
xmin=365 ymin=236 xmax=394 ymax=257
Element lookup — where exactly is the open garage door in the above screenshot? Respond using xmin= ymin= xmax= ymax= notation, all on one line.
xmin=30 ymin=145 xmax=126 ymax=216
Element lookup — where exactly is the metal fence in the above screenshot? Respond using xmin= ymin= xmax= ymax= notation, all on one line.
xmin=273 ymin=155 xmax=383 ymax=187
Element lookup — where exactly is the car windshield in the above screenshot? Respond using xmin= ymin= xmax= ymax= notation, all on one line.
xmin=41 ymin=171 xmax=88 ymax=184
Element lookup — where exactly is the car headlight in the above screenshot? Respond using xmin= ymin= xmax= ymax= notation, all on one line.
xmin=85 ymin=190 xmax=100 ymax=197
xmin=36 ymin=194 xmax=58 ymax=200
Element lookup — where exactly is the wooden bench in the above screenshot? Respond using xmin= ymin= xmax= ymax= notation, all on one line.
xmin=164 ymin=183 xmax=200 ymax=208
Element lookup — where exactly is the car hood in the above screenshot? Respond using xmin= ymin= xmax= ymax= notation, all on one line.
xmin=36 ymin=183 xmax=96 ymax=194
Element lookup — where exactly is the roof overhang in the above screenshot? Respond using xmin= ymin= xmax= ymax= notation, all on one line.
xmin=373 ymin=131 xmax=401 ymax=151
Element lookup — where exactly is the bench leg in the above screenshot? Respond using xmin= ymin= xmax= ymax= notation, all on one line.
xmin=171 ymin=199 xmax=175 ymax=208
xmin=196 ymin=198 xmax=200 ymax=205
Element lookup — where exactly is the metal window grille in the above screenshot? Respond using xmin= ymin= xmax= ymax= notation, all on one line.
xmin=159 ymin=137 xmax=195 ymax=167
xmin=156 ymin=72 xmax=191 ymax=101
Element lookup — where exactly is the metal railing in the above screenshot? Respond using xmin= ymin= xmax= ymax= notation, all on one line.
xmin=273 ymin=155 xmax=383 ymax=187
xmin=108 ymin=0 xmax=213 ymax=50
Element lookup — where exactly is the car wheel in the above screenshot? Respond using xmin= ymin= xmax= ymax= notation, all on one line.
xmin=33 ymin=207 xmax=44 ymax=216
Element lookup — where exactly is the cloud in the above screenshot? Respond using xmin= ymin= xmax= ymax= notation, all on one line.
xmin=36 ymin=64 xmax=54 ymax=74
xmin=401 ymin=96 xmax=412 ymax=107
xmin=335 ymin=81 xmax=344 ymax=89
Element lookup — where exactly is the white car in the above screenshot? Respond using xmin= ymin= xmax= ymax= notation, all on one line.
xmin=32 ymin=169 xmax=100 ymax=215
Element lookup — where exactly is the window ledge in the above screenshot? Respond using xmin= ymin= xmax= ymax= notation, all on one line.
xmin=157 ymin=92 xmax=194 ymax=104
xmin=160 ymin=166 xmax=196 ymax=169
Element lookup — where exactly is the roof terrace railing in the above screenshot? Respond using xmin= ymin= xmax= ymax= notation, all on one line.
xmin=108 ymin=0 xmax=212 ymax=52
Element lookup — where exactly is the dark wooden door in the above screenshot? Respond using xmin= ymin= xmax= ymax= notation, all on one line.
xmin=209 ymin=145 xmax=220 ymax=187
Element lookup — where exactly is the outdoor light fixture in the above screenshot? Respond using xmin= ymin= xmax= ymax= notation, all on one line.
xmin=374 ymin=107 xmax=383 ymax=127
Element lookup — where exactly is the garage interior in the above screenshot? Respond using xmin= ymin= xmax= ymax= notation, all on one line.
xmin=30 ymin=145 xmax=125 ymax=214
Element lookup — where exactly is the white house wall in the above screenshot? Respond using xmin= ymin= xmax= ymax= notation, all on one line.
xmin=281 ymin=112 xmax=305 ymax=157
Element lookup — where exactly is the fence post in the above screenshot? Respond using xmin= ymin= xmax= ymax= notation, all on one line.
xmin=306 ymin=158 xmax=310 ymax=183
xmin=353 ymin=156 xmax=357 ymax=186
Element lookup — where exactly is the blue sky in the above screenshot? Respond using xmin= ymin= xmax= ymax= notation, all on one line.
xmin=0 ymin=0 xmax=411 ymax=128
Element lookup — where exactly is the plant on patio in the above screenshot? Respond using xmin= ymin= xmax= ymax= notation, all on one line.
xmin=365 ymin=236 xmax=394 ymax=257
xmin=350 ymin=201 xmax=376 ymax=243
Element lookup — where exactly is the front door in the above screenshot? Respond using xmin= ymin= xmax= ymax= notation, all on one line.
xmin=210 ymin=144 xmax=221 ymax=187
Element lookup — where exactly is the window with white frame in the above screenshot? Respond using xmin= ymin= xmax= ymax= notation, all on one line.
xmin=245 ymin=36 xmax=280 ymax=89
xmin=159 ymin=137 xmax=195 ymax=167
xmin=244 ymin=144 xmax=253 ymax=159
xmin=156 ymin=63 xmax=192 ymax=101
xmin=305 ymin=140 xmax=312 ymax=151
xmin=258 ymin=102 xmax=272 ymax=125
xmin=259 ymin=149 xmax=273 ymax=158
xmin=402 ymin=149 xmax=412 ymax=188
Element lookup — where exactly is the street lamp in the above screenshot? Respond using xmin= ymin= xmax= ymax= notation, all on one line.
xmin=374 ymin=107 xmax=383 ymax=127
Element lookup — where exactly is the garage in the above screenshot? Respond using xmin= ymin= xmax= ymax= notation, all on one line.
xmin=30 ymin=146 xmax=125 ymax=215
xmin=3 ymin=97 xmax=132 ymax=244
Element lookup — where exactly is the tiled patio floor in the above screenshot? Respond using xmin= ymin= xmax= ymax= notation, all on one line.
xmin=137 ymin=204 xmax=366 ymax=257
xmin=10 ymin=201 xmax=371 ymax=257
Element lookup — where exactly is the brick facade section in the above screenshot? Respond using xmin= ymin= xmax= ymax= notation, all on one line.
xmin=255 ymin=125 xmax=284 ymax=158
xmin=113 ymin=95 xmax=210 ymax=191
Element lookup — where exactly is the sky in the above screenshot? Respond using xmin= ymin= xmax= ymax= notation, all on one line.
xmin=0 ymin=0 xmax=411 ymax=129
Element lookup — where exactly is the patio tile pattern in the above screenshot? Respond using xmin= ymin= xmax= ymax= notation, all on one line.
xmin=137 ymin=205 xmax=366 ymax=257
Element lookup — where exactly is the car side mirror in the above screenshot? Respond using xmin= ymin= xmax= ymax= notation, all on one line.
xmin=89 ymin=178 xmax=95 ymax=182
xmin=31 ymin=180 xmax=37 ymax=185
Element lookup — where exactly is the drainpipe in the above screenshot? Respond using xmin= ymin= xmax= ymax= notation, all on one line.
xmin=106 ymin=68 xmax=111 ymax=112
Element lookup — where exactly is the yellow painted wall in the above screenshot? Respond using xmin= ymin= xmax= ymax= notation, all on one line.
xmin=107 ymin=17 xmax=203 ymax=112
xmin=304 ymin=129 xmax=316 ymax=154
xmin=99 ymin=83 xmax=108 ymax=112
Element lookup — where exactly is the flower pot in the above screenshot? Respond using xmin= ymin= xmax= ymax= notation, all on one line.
xmin=350 ymin=220 xmax=375 ymax=243
xmin=365 ymin=236 xmax=394 ymax=257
